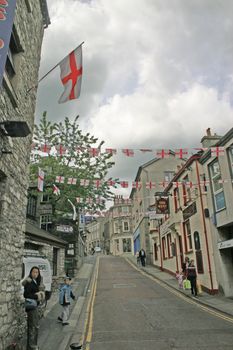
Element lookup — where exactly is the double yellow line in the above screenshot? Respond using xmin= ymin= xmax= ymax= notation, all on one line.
xmin=82 ymin=256 xmax=100 ymax=350
xmin=126 ymin=258 xmax=233 ymax=324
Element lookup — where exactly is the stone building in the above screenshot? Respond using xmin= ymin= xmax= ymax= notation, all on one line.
xmin=108 ymin=196 xmax=133 ymax=256
xmin=26 ymin=189 xmax=66 ymax=287
xmin=0 ymin=1 xmax=49 ymax=348
xmin=86 ymin=217 xmax=105 ymax=254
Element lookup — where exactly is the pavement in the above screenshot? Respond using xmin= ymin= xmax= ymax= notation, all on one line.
xmin=125 ymin=255 xmax=233 ymax=318
xmin=22 ymin=256 xmax=96 ymax=350
xmin=22 ymin=254 xmax=233 ymax=349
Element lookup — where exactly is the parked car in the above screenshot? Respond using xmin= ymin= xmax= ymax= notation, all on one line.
xmin=94 ymin=247 xmax=102 ymax=253
xmin=21 ymin=251 xmax=52 ymax=300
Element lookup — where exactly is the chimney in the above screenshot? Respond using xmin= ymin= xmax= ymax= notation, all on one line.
xmin=200 ymin=128 xmax=222 ymax=148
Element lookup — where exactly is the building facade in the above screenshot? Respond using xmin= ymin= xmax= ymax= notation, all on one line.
xmin=130 ymin=156 xmax=184 ymax=264
xmin=0 ymin=1 xmax=49 ymax=348
xmin=153 ymin=153 xmax=218 ymax=293
xmin=86 ymin=217 xmax=105 ymax=253
xmin=200 ymin=127 xmax=233 ymax=297
xmin=108 ymin=196 xmax=133 ymax=256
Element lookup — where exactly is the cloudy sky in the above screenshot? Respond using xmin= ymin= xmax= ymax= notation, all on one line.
xmin=35 ymin=0 xmax=233 ymax=200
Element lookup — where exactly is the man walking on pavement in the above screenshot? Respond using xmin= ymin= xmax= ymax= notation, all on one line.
xmin=139 ymin=248 xmax=146 ymax=267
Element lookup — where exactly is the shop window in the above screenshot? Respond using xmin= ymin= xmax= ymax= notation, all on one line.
xmin=123 ymin=238 xmax=131 ymax=252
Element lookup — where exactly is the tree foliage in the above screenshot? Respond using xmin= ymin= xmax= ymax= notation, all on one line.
xmin=30 ymin=112 xmax=117 ymax=217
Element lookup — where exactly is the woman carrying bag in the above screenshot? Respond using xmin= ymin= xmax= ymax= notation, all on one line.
xmin=22 ymin=266 xmax=45 ymax=350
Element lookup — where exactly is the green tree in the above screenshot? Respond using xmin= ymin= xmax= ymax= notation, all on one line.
xmin=30 ymin=112 xmax=117 ymax=219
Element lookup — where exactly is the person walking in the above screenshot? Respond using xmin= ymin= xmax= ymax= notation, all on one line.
xmin=58 ymin=276 xmax=75 ymax=325
xmin=22 ymin=266 xmax=45 ymax=350
xmin=182 ymin=256 xmax=190 ymax=277
xmin=187 ymin=259 xmax=198 ymax=297
xmin=139 ymin=248 xmax=146 ymax=267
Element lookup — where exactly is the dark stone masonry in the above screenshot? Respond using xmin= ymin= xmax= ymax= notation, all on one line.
xmin=0 ymin=1 xmax=49 ymax=348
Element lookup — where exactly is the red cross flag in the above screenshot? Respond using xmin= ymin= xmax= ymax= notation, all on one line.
xmin=38 ymin=168 xmax=44 ymax=192
xmin=59 ymin=45 xmax=83 ymax=103
xmin=53 ymin=184 xmax=60 ymax=196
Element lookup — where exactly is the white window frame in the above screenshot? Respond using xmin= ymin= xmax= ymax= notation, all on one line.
xmin=114 ymin=221 xmax=119 ymax=234
xmin=209 ymin=160 xmax=225 ymax=211
xmin=228 ymin=146 xmax=233 ymax=177
xmin=122 ymin=221 xmax=129 ymax=232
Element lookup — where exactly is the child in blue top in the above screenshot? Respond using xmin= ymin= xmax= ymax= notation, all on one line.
xmin=58 ymin=276 xmax=75 ymax=325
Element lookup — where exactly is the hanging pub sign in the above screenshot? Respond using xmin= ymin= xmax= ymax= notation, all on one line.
xmin=156 ymin=197 xmax=169 ymax=214
xmin=0 ymin=0 xmax=17 ymax=87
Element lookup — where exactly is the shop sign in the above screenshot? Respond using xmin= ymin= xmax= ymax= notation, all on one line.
xmin=56 ymin=225 xmax=73 ymax=233
xmin=156 ymin=197 xmax=169 ymax=214
xmin=218 ymin=239 xmax=233 ymax=250
xmin=183 ymin=202 xmax=197 ymax=221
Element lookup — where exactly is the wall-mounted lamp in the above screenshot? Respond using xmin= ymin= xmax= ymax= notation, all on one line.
xmin=0 ymin=120 xmax=31 ymax=138
xmin=0 ymin=120 xmax=31 ymax=156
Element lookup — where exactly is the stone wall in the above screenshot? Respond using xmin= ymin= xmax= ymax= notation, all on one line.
xmin=0 ymin=1 xmax=47 ymax=348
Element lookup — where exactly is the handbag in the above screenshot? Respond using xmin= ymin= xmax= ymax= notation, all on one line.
xmin=183 ymin=278 xmax=191 ymax=290
xmin=25 ymin=298 xmax=37 ymax=311
xmin=196 ymin=279 xmax=202 ymax=294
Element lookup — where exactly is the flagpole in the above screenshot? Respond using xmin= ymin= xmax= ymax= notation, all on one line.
xmin=26 ymin=41 xmax=84 ymax=94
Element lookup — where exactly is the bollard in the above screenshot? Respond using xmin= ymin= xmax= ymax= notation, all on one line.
xmin=70 ymin=343 xmax=82 ymax=349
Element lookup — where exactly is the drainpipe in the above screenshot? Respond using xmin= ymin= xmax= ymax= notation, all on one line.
xmin=195 ymin=160 xmax=214 ymax=292
xmin=174 ymin=237 xmax=179 ymax=272
xmin=158 ymin=219 xmax=163 ymax=271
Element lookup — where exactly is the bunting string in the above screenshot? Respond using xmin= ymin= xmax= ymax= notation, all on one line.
xmin=31 ymin=144 xmax=228 ymax=158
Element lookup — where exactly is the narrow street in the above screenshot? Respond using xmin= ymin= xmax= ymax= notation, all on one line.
xmin=83 ymin=256 xmax=233 ymax=350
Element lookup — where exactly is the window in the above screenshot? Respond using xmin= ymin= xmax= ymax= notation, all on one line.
xmin=194 ymin=231 xmax=201 ymax=250
xmin=183 ymin=175 xmax=191 ymax=206
xmin=167 ymin=234 xmax=172 ymax=258
xmin=228 ymin=146 xmax=233 ymax=177
xmin=27 ymin=195 xmax=37 ymax=218
xmin=164 ymin=171 xmax=175 ymax=182
xmin=53 ymin=248 xmax=58 ymax=276
xmin=209 ymin=160 xmax=225 ymax=211
xmin=41 ymin=194 xmax=50 ymax=202
xmin=184 ymin=220 xmax=192 ymax=251
xmin=113 ymin=208 xmax=119 ymax=217
xmin=40 ymin=214 xmax=52 ymax=231
xmin=174 ymin=188 xmax=180 ymax=212
xmin=123 ymin=238 xmax=131 ymax=252
xmin=3 ymin=27 xmax=23 ymax=105
xmin=122 ymin=206 xmax=129 ymax=214
xmin=114 ymin=221 xmax=119 ymax=234
xmin=162 ymin=237 xmax=167 ymax=259
xmin=122 ymin=221 xmax=129 ymax=232
xmin=67 ymin=243 xmax=75 ymax=256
